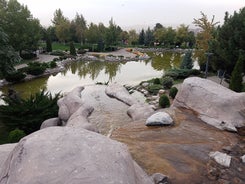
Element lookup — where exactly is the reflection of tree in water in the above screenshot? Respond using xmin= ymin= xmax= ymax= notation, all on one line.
xmin=77 ymin=61 xmax=105 ymax=80
xmin=66 ymin=61 xmax=122 ymax=81
xmin=150 ymin=52 xmax=181 ymax=71
xmin=104 ymin=62 xmax=121 ymax=81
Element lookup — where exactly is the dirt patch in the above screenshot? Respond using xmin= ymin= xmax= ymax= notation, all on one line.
xmin=111 ymin=108 xmax=242 ymax=184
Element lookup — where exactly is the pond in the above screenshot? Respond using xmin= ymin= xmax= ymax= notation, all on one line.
xmin=0 ymin=52 xmax=183 ymax=98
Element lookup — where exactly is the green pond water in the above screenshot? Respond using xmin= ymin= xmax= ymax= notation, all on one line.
xmin=0 ymin=52 xmax=183 ymax=98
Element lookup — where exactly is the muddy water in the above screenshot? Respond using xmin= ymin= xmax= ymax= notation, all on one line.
xmin=111 ymin=108 xmax=239 ymax=184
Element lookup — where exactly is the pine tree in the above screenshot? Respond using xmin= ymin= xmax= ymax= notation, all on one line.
xmin=46 ymin=36 xmax=52 ymax=52
xmin=70 ymin=42 xmax=76 ymax=56
xmin=180 ymin=50 xmax=193 ymax=69
xmin=229 ymin=50 xmax=244 ymax=92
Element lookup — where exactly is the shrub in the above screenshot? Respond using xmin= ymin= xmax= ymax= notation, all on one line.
xmin=0 ymin=90 xmax=60 ymax=134
xmin=20 ymin=50 xmax=37 ymax=60
xmin=162 ymin=76 xmax=174 ymax=89
xmin=77 ymin=48 xmax=86 ymax=54
xmin=26 ymin=65 xmax=46 ymax=75
xmin=229 ymin=50 xmax=244 ymax=92
xmin=50 ymin=50 xmax=65 ymax=56
xmin=159 ymin=94 xmax=170 ymax=108
xmin=8 ymin=128 xmax=26 ymax=143
xmin=70 ymin=42 xmax=77 ymax=56
xmin=49 ymin=61 xmax=57 ymax=68
xmin=153 ymin=78 xmax=161 ymax=84
xmin=169 ymin=87 xmax=178 ymax=99
xmin=180 ymin=50 xmax=193 ymax=69
xmin=165 ymin=69 xmax=200 ymax=79
xmin=148 ymin=84 xmax=163 ymax=95
xmin=5 ymin=71 xmax=26 ymax=82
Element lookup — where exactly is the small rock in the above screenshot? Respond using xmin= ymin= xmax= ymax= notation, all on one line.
xmin=222 ymin=146 xmax=232 ymax=154
xmin=158 ymin=89 xmax=166 ymax=96
xmin=151 ymin=173 xmax=169 ymax=184
xmin=241 ymin=155 xmax=245 ymax=163
xmin=146 ymin=112 xmax=174 ymax=126
xmin=209 ymin=151 xmax=231 ymax=167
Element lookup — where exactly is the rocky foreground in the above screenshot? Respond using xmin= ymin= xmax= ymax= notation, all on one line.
xmin=0 ymin=77 xmax=244 ymax=184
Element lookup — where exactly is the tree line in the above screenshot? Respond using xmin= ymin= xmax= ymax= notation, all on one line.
xmin=0 ymin=0 xmax=245 ymax=89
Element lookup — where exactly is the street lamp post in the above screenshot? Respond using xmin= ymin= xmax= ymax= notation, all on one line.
xmin=205 ymin=52 xmax=213 ymax=78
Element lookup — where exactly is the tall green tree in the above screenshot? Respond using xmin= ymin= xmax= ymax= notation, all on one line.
xmin=128 ymin=29 xmax=138 ymax=45
xmin=212 ymin=8 xmax=245 ymax=74
xmin=138 ymin=29 xmax=145 ymax=45
xmin=229 ymin=50 xmax=244 ymax=92
xmin=52 ymin=9 xmax=71 ymax=42
xmin=144 ymin=27 xmax=154 ymax=46
xmin=193 ymin=12 xmax=219 ymax=69
xmin=0 ymin=28 xmax=20 ymax=78
xmin=180 ymin=50 xmax=193 ymax=69
xmin=105 ymin=18 xmax=121 ymax=46
xmin=70 ymin=13 xmax=87 ymax=43
xmin=0 ymin=0 xmax=41 ymax=54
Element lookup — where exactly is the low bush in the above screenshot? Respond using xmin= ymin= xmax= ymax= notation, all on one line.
xmin=77 ymin=48 xmax=86 ymax=54
xmin=153 ymin=78 xmax=161 ymax=84
xmin=49 ymin=61 xmax=57 ymax=68
xmin=5 ymin=71 xmax=26 ymax=82
xmin=50 ymin=50 xmax=65 ymax=56
xmin=165 ymin=69 xmax=200 ymax=79
xmin=162 ymin=76 xmax=174 ymax=89
xmin=169 ymin=87 xmax=178 ymax=99
xmin=148 ymin=84 xmax=163 ymax=95
xmin=20 ymin=50 xmax=37 ymax=60
xmin=26 ymin=62 xmax=46 ymax=75
xmin=159 ymin=94 xmax=170 ymax=108
xmin=8 ymin=128 xmax=26 ymax=143
xmin=0 ymin=90 xmax=60 ymax=134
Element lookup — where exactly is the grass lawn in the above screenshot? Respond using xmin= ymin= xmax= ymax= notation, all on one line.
xmin=50 ymin=42 xmax=81 ymax=51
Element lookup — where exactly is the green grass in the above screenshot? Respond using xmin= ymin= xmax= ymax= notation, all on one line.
xmin=51 ymin=42 xmax=81 ymax=51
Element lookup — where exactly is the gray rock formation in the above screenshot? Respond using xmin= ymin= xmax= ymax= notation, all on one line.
xmin=209 ymin=151 xmax=231 ymax=167
xmin=241 ymin=155 xmax=245 ymax=163
xmin=151 ymin=173 xmax=169 ymax=184
xmin=146 ymin=112 xmax=174 ymax=126
xmin=173 ymin=77 xmax=245 ymax=132
xmin=57 ymin=86 xmax=84 ymax=122
xmin=0 ymin=127 xmax=153 ymax=184
xmin=40 ymin=118 xmax=61 ymax=129
xmin=105 ymin=83 xmax=138 ymax=106
xmin=127 ymin=103 xmax=155 ymax=121
xmin=0 ymin=144 xmax=17 ymax=173
xmin=66 ymin=104 xmax=98 ymax=132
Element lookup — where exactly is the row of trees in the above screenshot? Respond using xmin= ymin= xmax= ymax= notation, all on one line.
xmin=47 ymin=9 xmax=196 ymax=49
xmin=0 ymin=0 xmax=245 ymax=90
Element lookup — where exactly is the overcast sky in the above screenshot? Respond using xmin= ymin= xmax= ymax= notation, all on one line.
xmin=17 ymin=0 xmax=244 ymax=29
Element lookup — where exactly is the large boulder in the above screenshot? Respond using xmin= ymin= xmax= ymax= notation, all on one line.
xmin=0 ymin=144 xmax=17 ymax=173
xmin=105 ymin=83 xmax=138 ymax=106
xmin=0 ymin=127 xmax=153 ymax=184
xmin=127 ymin=103 xmax=154 ymax=121
xmin=173 ymin=77 xmax=245 ymax=131
xmin=57 ymin=86 xmax=84 ymax=122
xmin=40 ymin=118 xmax=61 ymax=129
xmin=66 ymin=104 xmax=98 ymax=132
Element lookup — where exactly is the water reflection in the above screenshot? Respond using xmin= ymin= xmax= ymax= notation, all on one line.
xmin=0 ymin=52 xmax=181 ymax=97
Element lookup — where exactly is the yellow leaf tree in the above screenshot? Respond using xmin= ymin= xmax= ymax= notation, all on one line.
xmin=193 ymin=12 xmax=219 ymax=69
